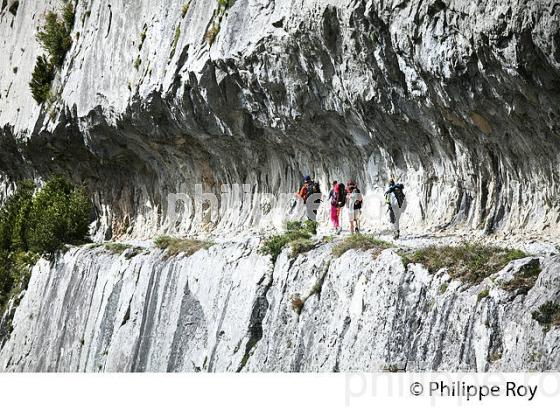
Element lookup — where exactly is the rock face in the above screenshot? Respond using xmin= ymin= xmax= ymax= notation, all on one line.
xmin=1 ymin=242 xmax=559 ymax=372
xmin=1 ymin=0 xmax=560 ymax=238
xmin=1 ymin=1 xmax=560 ymax=373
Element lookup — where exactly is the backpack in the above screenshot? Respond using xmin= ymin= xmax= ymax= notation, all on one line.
xmin=303 ymin=181 xmax=314 ymax=201
xmin=309 ymin=182 xmax=321 ymax=205
xmin=394 ymin=184 xmax=405 ymax=208
xmin=337 ymin=183 xmax=346 ymax=207
xmin=312 ymin=181 xmax=321 ymax=194
xmin=330 ymin=187 xmax=338 ymax=206
xmin=353 ymin=188 xmax=362 ymax=210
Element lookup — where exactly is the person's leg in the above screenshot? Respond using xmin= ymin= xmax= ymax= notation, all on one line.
xmin=330 ymin=206 xmax=337 ymax=230
xmin=394 ymin=199 xmax=406 ymax=238
xmin=336 ymin=207 xmax=341 ymax=230
xmin=393 ymin=207 xmax=401 ymax=238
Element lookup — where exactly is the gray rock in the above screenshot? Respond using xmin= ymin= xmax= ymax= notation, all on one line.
xmin=0 ymin=0 xmax=559 ymax=238
xmin=1 ymin=242 xmax=558 ymax=372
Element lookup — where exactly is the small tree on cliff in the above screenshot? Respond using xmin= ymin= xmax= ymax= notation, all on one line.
xmin=29 ymin=1 xmax=75 ymax=103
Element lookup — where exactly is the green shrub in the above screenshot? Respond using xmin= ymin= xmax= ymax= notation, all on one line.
xmin=290 ymin=238 xmax=315 ymax=257
xmin=0 ymin=249 xmax=38 ymax=317
xmin=36 ymin=4 xmax=74 ymax=67
xmin=27 ymin=176 xmax=92 ymax=254
xmin=0 ymin=180 xmax=34 ymax=252
xmin=29 ymin=55 xmax=55 ymax=104
xmin=477 ymin=289 xmax=489 ymax=302
xmin=0 ymin=176 xmax=89 ymax=319
xmin=532 ymin=302 xmax=560 ymax=331
xmin=500 ymin=259 xmax=541 ymax=293
xmin=0 ymin=251 xmax=15 ymax=309
xmin=303 ymin=220 xmax=318 ymax=235
xmin=62 ymin=1 xmax=75 ymax=28
xmin=134 ymin=57 xmax=142 ymax=70
xmin=154 ymin=235 xmax=214 ymax=257
xmin=400 ymin=253 xmax=410 ymax=268
xmin=30 ymin=2 xmax=75 ymax=104
xmin=332 ymin=234 xmax=393 ymax=257
xmin=0 ymin=251 xmax=39 ymax=314
xmin=11 ymin=251 xmax=39 ymax=289
xmin=104 ymin=242 xmax=131 ymax=254
xmin=286 ymin=221 xmax=303 ymax=231
xmin=403 ymin=243 xmax=527 ymax=284
xmin=260 ymin=220 xmax=316 ymax=263
xmin=66 ymin=186 xmax=92 ymax=241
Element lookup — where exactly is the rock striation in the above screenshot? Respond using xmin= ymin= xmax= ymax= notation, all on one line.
xmin=1 ymin=241 xmax=559 ymax=372
xmin=0 ymin=0 xmax=559 ymax=238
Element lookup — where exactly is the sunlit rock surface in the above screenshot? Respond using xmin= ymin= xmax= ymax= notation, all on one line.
xmin=1 ymin=0 xmax=559 ymax=238
xmin=1 ymin=242 xmax=559 ymax=372
xmin=1 ymin=0 xmax=560 ymax=373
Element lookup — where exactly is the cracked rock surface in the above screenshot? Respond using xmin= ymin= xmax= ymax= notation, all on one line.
xmin=1 ymin=0 xmax=559 ymax=238
xmin=1 ymin=241 xmax=559 ymax=372
xmin=1 ymin=0 xmax=560 ymax=373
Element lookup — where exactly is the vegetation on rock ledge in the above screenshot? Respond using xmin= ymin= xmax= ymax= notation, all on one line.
xmin=204 ymin=0 xmax=234 ymax=46
xmin=29 ymin=1 xmax=75 ymax=104
xmin=0 ymin=176 xmax=91 ymax=317
xmin=400 ymin=243 xmax=527 ymax=285
xmin=155 ymin=235 xmax=214 ymax=257
xmin=260 ymin=220 xmax=317 ymax=263
xmin=501 ymin=258 xmax=541 ymax=293
xmin=331 ymin=234 xmax=393 ymax=257
xmin=532 ymin=302 xmax=560 ymax=332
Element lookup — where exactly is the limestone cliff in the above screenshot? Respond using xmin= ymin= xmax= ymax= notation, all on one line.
xmin=1 ymin=0 xmax=560 ymax=373
xmin=1 ymin=0 xmax=559 ymax=238
xmin=1 ymin=242 xmax=559 ymax=372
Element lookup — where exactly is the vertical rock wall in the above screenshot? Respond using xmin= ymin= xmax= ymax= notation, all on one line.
xmin=0 ymin=0 xmax=559 ymax=237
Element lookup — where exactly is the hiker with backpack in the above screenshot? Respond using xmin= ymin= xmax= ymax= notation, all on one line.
xmin=384 ymin=178 xmax=406 ymax=239
xmin=346 ymin=180 xmax=363 ymax=234
xmin=296 ymin=175 xmax=321 ymax=220
xmin=328 ymin=180 xmax=346 ymax=234
xmin=328 ymin=181 xmax=340 ymax=233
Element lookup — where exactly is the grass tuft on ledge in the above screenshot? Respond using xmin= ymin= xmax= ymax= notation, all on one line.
xmin=500 ymin=258 xmax=541 ymax=293
xmin=104 ymin=242 xmax=131 ymax=254
xmin=532 ymin=302 xmax=560 ymax=332
xmin=260 ymin=220 xmax=317 ymax=263
xmin=402 ymin=243 xmax=527 ymax=285
xmin=290 ymin=294 xmax=305 ymax=315
xmin=332 ymin=234 xmax=393 ymax=258
xmin=154 ymin=235 xmax=214 ymax=257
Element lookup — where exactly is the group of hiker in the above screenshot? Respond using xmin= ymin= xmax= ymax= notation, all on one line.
xmin=296 ymin=176 xmax=406 ymax=239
